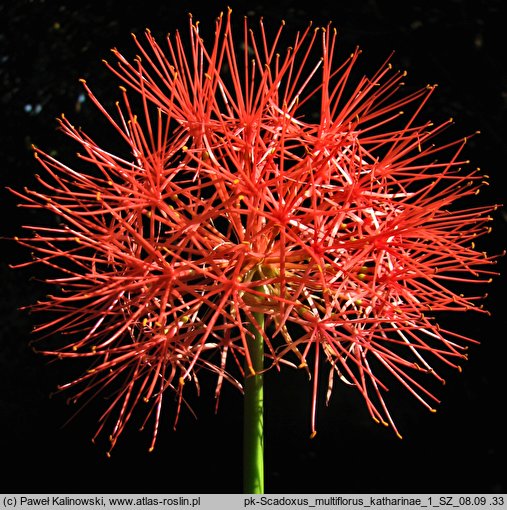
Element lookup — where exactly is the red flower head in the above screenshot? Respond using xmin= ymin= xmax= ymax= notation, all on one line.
xmin=11 ymin=10 xmax=500 ymax=453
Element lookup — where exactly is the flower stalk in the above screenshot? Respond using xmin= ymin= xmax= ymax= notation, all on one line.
xmin=243 ymin=312 xmax=265 ymax=494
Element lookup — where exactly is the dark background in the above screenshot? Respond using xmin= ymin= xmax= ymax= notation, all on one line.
xmin=1 ymin=0 xmax=506 ymax=494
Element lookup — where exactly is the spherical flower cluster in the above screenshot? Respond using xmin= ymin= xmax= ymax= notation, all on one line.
xmin=11 ymin=10 xmax=499 ymax=453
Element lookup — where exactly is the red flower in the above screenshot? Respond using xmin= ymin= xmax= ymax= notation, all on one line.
xmin=11 ymin=10 xmax=499 ymax=452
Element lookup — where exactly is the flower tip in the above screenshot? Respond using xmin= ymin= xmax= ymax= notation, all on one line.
xmin=396 ymin=432 xmax=403 ymax=440
xmin=310 ymin=430 xmax=317 ymax=439
xmin=148 ymin=446 xmax=155 ymax=453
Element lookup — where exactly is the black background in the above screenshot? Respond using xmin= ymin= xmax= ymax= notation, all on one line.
xmin=1 ymin=0 xmax=506 ymax=494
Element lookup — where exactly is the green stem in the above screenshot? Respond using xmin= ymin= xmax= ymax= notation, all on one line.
xmin=243 ymin=312 xmax=264 ymax=494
